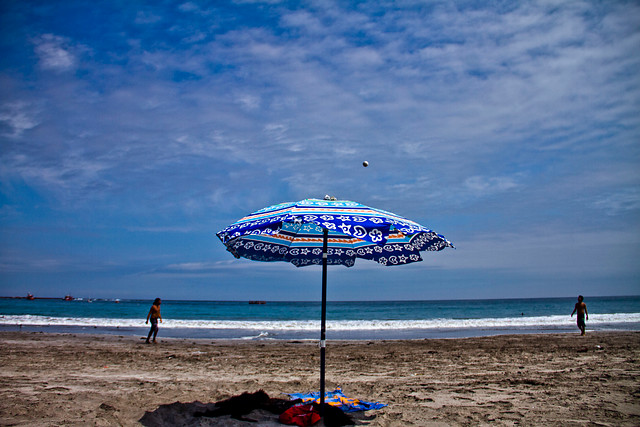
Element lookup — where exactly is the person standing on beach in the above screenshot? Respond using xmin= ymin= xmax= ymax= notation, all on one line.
xmin=146 ymin=298 xmax=162 ymax=344
xmin=571 ymin=295 xmax=588 ymax=336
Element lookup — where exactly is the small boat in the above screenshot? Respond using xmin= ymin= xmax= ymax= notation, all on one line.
xmin=249 ymin=300 xmax=266 ymax=305
xmin=26 ymin=293 xmax=35 ymax=300
xmin=64 ymin=295 xmax=74 ymax=301
xmin=114 ymin=299 xmax=120 ymax=303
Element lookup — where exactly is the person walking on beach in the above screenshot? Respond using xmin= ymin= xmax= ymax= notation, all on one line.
xmin=571 ymin=295 xmax=588 ymax=336
xmin=146 ymin=298 xmax=162 ymax=344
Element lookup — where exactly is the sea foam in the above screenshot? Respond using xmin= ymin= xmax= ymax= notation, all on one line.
xmin=2 ymin=313 xmax=639 ymax=330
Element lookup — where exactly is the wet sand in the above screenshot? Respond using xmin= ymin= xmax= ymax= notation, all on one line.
xmin=1 ymin=331 xmax=639 ymax=426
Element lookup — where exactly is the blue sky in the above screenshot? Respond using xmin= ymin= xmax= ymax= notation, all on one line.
xmin=1 ymin=0 xmax=638 ymax=301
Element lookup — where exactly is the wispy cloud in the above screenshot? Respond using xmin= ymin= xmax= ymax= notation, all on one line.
xmin=0 ymin=102 xmax=39 ymax=137
xmin=464 ymin=176 xmax=520 ymax=196
xmin=32 ymin=34 xmax=79 ymax=72
xmin=0 ymin=0 xmax=638 ymax=299
xmin=434 ymin=229 xmax=640 ymax=276
xmin=593 ymin=189 xmax=640 ymax=216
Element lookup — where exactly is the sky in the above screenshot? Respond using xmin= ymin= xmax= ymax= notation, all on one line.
xmin=1 ymin=0 xmax=639 ymax=301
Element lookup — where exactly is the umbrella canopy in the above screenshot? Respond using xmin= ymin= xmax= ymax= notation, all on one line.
xmin=217 ymin=198 xmax=453 ymax=267
xmin=216 ymin=197 xmax=453 ymax=413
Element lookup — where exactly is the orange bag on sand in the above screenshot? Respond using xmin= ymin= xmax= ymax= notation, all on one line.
xmin=279 ymin=404 xmax=321 ymax=427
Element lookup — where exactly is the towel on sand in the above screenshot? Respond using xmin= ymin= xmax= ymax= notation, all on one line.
xmin=287 ymin=388 xmax=387 ymax=413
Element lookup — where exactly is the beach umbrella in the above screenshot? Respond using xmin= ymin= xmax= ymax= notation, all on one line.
xmin=216 ymin=197 xmax=453 ymax=412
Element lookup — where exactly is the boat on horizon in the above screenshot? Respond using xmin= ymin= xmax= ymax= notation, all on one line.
xmin=26 ymin=293 xmax=35 ymax=300
xmin=63 ymin=295 xmax=74 ymax=301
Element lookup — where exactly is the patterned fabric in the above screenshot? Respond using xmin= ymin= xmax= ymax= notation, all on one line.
xmin=217 ymin=198 xmax=453 ymax=267
xmin=287 ymin=387 xmax=387 ymax=412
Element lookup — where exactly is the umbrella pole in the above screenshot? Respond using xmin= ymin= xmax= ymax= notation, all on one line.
xmin=320 ymin=228 xmax=328 ymax=416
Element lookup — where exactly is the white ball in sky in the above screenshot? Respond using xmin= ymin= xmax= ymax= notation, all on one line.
xmin=363 ymin=161 xmax=369 ymax=167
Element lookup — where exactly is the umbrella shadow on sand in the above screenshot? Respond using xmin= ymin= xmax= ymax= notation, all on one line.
xmin=139 ymin=390 xmax=372 ymax=426
xmin=139 ymin=401 xmax=283 ymax=427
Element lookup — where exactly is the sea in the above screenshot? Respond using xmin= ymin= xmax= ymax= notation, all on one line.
xmin=1 ymin=296 xmax=639 ymax=341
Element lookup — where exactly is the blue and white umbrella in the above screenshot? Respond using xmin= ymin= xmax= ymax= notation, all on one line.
xmin=217 ymin=198 xmax=453 ymax=267
xmin=217 ymin=198 xmax=453 ymax=411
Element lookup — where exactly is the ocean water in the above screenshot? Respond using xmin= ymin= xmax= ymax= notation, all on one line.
xmin=1 ymin=296 xmax=638 ymax=340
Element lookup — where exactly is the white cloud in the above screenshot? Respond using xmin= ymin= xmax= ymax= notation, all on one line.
xmin=464 ymin=176 xmax=519 ymax=195
xmin=32 ymin=34 xmax=77 ymax=71
xmin=135 ymin=10 xmax=163 ymax=25
xmin=0 ymin=102 xmax=39 ymax=137
xmin=433 ymin=228 xmax=640 ymax=277
xmin=263 ymin=123 xmax=289 ymax=141
xmin=236 ymin=94 xmax=261 ymax=111
xmin=178 ymin=2 xmax=200 ymax=13
xmin=593 ymin=189 xmax=640 ymax=216
xmin=8 ymin=2 xmax=636 ymax=211
xmin=280 ymin=10 xmax=325 ymax=34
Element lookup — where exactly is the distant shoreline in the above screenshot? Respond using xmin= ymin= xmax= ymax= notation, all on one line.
xmin=2 ymin=295 xmax=640 ymax=303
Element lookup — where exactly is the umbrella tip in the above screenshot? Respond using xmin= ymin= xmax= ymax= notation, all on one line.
xmin=324 ymin=195 xmax=337 ymax=201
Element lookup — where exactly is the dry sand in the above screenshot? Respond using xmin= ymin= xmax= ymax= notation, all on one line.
xmin=1 ymin=331 xmax=639 ymax=426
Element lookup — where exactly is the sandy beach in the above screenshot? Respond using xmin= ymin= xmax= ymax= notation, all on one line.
xmin=1 ymin=331 xmax=638 ymax=426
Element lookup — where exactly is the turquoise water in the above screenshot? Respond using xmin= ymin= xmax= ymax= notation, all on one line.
xmin=1 ymin=296 xmax=638 ymax=340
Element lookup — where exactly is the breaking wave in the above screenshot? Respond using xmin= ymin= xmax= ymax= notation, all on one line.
xmin=2 ymin=313 xmax=639 ymax=331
